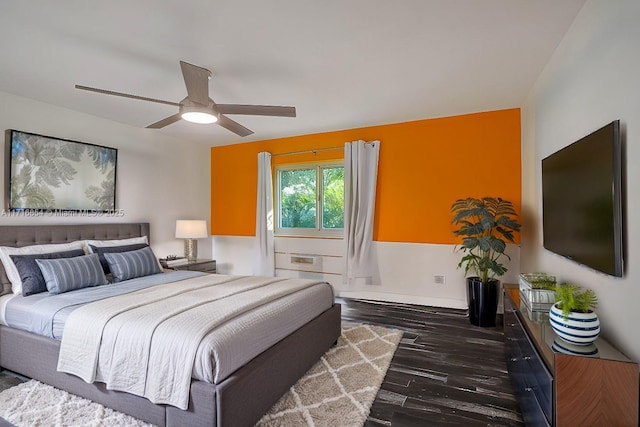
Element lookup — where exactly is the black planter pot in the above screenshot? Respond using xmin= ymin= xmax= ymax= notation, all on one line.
xmin=466 ymin=277 xmax=499 ymax=327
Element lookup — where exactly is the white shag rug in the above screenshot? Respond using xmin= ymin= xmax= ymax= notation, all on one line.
xmin=0 ymin=380 xmax=152 ymax=427
xmin=0 ymin=324 xmax=402 ymax=427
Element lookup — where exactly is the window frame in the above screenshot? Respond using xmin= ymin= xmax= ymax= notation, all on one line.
xmin=275 ymin=160 xmax=345 ymax=238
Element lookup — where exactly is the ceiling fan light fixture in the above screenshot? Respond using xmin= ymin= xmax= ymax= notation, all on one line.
xmin=76 ymin=61 xmax=295 ymax=135
xmin=181 ymin=106 xmax=218 ymax=124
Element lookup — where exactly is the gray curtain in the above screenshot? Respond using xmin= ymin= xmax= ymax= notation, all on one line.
xmin=253 ymin=152 xmax=274 ymax=276
xmin=344 ymin=140 xmax=380 ymax=285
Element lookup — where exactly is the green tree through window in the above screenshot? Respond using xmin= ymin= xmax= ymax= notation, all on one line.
xmin=280 ymin=168 xmax=316 ymax=228
xmin=277 ymin=162 xmax=344 ymax=236
xmin=322 ymin=167 xmax=344 ymax=229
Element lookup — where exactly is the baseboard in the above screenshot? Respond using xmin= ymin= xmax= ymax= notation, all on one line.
xmin=336 ymin=290 xmax=468 ymax=310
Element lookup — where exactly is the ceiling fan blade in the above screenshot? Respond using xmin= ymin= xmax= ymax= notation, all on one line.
xmin=180 ymin=61 xmax=211 ymax=106
xmin=75 ymin=85 xmax=180 ymax=107
xmin=217 ymin=104 xmax=296 ymax=117
xmin=217 ymin=115 xmax=254 ymax=137
xmin=146 ymin=113 xmax=182 ymax=129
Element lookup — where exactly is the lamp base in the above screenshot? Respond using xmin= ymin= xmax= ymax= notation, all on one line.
xmin=184 ymin=239 xmax=198 ymax=262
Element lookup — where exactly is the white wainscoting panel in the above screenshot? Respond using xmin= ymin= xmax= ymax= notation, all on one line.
xmin=274 ymin=237 xmax=344 ymax=287
xmin=210 ymin=235 xmax=520 ymax=310
xmin=211 ymin=235 xmax=255 ymax=275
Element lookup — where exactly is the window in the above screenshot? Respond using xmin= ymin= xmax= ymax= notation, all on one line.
xmin=276 ymin=162 xmax=344 ymax=237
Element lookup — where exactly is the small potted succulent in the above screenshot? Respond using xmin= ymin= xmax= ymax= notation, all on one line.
xmin=549 ymin=283 xmax=599 ymax=345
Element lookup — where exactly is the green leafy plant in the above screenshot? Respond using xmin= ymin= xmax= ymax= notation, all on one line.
xmin=554 ymin=283 xmax=598 ymax=318
xmin=523 ymin=273 xmax=557 ymax=290
xmin=451 ymin=197 xmax=521 ymax=284
xmin=530 ymin=279 xmax=557 ymax=290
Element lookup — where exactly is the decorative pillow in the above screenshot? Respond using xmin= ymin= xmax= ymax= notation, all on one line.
xmin=89 ymin=243 xmax=149 ymax=274
xmin=103 ymin=246 xmax=162 ymax=282
xmin=36 ymin=253 xmax=108 ymax=295
xmin=11 ymin=249 xmax=86 ymax=296
xmin=0 ymin=241 xmax=85 ymax=295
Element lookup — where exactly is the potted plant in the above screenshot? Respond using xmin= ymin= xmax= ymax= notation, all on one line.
xmin=451 ymin=197 xmax=521 ymax=326
xmin=549 ymin=283 xmax=600 ymax=345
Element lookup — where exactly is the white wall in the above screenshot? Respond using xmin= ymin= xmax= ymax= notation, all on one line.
xmin=0 ymin=90 xmax=211 ymax=258
xmin=211 ymin=235 xmax=520 ymax=310
xmin=521 ymin=0 xmax=640 ymax=361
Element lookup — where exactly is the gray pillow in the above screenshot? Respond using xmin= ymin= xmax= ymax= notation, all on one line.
xmin=103 ymin=246 xmax=162 ymax=282
xmin=11 ymin=249 xmax=86 ymax=296
xmin=36 ymin=253 xmax=108 ymax=294
xmin=89 ymin=243 xmax=149 ymax=274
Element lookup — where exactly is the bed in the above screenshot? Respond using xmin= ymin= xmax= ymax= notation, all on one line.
xmin=0 ymin=223 xmax=341 ymax=427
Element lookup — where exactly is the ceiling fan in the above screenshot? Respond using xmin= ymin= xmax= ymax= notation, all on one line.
xmin=75 ymin=61 xmax=296 ymax=137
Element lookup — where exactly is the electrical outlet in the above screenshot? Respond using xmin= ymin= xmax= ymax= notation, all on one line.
xmin=434 ymin=274 xmax=446 ymax=285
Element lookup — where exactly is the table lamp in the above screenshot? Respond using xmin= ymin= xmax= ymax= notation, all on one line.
xmin=175 ymin=220 xmax=208 ymax=262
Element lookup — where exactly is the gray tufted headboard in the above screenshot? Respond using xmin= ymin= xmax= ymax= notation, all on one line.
xmin=0 ymin=223 xmax=150 ymax=296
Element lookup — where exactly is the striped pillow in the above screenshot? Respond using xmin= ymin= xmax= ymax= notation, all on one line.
xmin=11 ymin=249 xmax=86 ymax=296
xmin=36 ymin=253 xmax=108 ymax=294
xmin=89 ymin=243 xmax=149 ymax=274
xmin=103 ymin=246 xmax=162 ymax=282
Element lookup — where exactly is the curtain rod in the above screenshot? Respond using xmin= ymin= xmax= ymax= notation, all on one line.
xmin=271 ymin=146 xmax=343 ymax=157
xmin=271 ymin=141 xmax=377 ymax=157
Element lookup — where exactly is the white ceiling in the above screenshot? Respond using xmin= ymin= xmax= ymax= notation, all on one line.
xmin=0 ymin=0 xmax=585 ymax=146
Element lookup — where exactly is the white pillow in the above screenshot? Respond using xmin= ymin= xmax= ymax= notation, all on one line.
xmin=0 ymin=241 xmax=86 ymax=295
xmin=84 ymin=236 xmax=148 ymax=252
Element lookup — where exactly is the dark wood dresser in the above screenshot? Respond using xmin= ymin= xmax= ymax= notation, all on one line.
xmin=503 ymin=284 xmax=638 ymax=426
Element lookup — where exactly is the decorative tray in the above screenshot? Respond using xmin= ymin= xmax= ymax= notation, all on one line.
xmin=519 ymin=273 xmax=556 ymax=311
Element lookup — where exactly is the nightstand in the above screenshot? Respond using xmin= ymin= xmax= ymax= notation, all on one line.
xmin=165 ymin=259 xmax=217 ymax=273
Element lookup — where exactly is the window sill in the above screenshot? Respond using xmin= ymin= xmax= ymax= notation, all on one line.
xmin=275 ymin=232 xmax=344 ymax=240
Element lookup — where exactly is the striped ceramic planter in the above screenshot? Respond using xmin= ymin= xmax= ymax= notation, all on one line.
xmin=549 ymin=302 xmax=600 ymax=345
xmin=551 ymin=338 xmax=599 ymax=357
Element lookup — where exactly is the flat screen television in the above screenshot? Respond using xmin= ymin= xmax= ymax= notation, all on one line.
xmin=542 ymin=120 xmax=623 ymax=277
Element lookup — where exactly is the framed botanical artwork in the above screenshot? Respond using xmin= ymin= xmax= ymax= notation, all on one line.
xmin=4 ymin=130 xmax=117 ymax=212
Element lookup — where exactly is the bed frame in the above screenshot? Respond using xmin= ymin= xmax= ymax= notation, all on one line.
xmin=0 ymin=223 xmax=341 ymax=427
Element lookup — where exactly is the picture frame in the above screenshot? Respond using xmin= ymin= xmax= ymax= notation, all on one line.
xmin=4 ymin=130 xmax=117 ymax=212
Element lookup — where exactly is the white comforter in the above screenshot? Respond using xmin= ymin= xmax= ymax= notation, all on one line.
xmin=57 ymin=274 xmax=325 ymax=409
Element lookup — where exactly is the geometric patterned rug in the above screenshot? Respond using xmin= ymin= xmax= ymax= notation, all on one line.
xmin=0 ymin=323 xmax=402 ymax=427
xmin=257 ymin=323 xmax=403 ymax=426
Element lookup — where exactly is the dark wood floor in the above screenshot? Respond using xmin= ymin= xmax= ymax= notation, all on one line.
xmin=337 ymin=297 xmax=524 ymax=426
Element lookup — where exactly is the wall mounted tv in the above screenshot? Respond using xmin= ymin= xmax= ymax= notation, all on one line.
xmin=542 ymin=120 xmax=623 ymax=277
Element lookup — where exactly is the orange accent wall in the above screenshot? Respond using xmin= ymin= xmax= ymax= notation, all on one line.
xmin=211 ymin=108 xmax=521 ymax=244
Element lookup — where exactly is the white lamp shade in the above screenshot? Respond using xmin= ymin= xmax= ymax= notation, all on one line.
xmin=175 ymin=220 xmax=208 ymax=239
